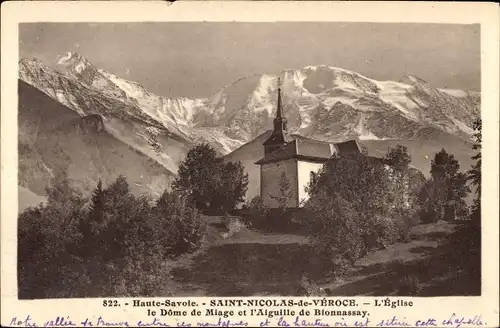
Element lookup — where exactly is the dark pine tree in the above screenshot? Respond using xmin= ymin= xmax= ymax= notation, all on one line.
xmin=468 ymin=118 xmax=481 ymax=222
xmin=428 ymin=149 xmax=470 ymax=221
xmin=89 ymin=179 xmax=105 ymax=224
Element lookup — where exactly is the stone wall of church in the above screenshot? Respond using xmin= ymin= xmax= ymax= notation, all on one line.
xmin=297 ymin=160 xmax=324 ymax=206
xmin=260 ymin=159 xmax=298 ymax=208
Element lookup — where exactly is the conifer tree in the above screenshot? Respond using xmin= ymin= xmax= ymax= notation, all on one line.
xmin=89 ymin=179 xmax=105 ymax=224
xmin=468 ymin=118 xmax=481 ymax=221
xmin=270 ymin=172 xmax=293 ymax=210
xmin=423 ymin=149 xmax=470 ymax=221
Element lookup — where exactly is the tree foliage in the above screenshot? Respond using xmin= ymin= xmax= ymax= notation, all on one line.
xmin=303 ymin=146 xmax=421 ymax=274
xmin=383 ymin=145 xmax=411 ymax=171
xmin=419 ymin=149 xmax=470 ymax=222
xmin=270 ymin=172 xmax=293 ymax=209
xmin=173 ymin=143 xmax=249 ymax=213
xmin=19 ymin=174 xmax=205 ymax=298
xmin=467 ymin=118 xmax=481 ymax=222
xmin=154 ymin=190 xmax=205 ymax=257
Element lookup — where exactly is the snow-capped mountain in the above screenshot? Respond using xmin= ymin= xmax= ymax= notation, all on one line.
xmin=18 ymin=53 xmax=480 ymax=175
xmin=198 ymin=65 xmax=479 ymax=144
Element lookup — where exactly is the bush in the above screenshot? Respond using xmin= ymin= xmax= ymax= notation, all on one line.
xmin=241 ymin=196 xmax=269 ymax=228
xmin=154 ymin=190 xmax=205 ymax=257
xmin=222 ymin=216 xmax=247 ymax=239
xmin=298 ymin=276 xmax=327 ymax=297
xmin=397 ymin=274 xmax=421 ymax=296
xmin=306 ymin=191 xmax=368 ymax=268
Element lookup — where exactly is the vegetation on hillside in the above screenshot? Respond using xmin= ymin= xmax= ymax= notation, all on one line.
xmin=18 ymin=173 xmax=205 ymax=298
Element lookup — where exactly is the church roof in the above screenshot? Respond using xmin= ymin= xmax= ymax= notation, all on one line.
xmin=256 ymin=135 xmax=336 ymax=164
xmin=295 ymin=136 xmax=335 ymax=158
xmin=262 ymin=130 xmax=294 ymax=146
xmin=255 ymin=136 xmax=375 ymax=165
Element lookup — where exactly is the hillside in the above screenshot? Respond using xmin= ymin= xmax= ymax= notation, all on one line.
xmin=18 ymin=79 xmax=174 ymax=211
xmin=165 ymin=218 xmax=478 ymax=297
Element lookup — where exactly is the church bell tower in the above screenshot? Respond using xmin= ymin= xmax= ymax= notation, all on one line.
xmin=263 ymin=77 xmax=288 ymax=155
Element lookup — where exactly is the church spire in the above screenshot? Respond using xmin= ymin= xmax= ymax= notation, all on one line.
xmin=276 ymin=77 xmax=283 ymax=119
xmin=262 ymin=76 xmax=288 ymax=155
xmin=273 ymin=77 xmax=287 ymax=133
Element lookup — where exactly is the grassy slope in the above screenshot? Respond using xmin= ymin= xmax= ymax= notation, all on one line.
xmin=164 ymin=217 xmax=479 ymax=297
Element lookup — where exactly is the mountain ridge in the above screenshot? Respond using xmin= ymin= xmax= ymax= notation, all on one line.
xmin=19 ymin=53 xmax=480 ymax=147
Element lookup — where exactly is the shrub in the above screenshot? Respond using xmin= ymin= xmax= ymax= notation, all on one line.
xmin=242 ymin=196 xmax=269 ymax=228
xmin=299 ymin=276 xmax=327 ymax=297
xmin=154 ymin=190 xmax=206 ymax=257
xmin=225 ymin=217 xmax=246 ymax=237
xmin=397 ymin=274 xmax=421 ymax=296
xmin=306 ymin=191 xmax=368 ymax=267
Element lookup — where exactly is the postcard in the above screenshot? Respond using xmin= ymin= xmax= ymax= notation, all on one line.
xmin=1 ymin=1 xmax=499 ymax=327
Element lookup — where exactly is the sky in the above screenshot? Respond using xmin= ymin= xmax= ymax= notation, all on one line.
xmin=19 ymin=22 xmax=480 ymax=98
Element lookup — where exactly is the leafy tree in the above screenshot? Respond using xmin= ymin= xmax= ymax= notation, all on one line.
xmin=419 ymin=149 xmax=470 ymax=222
xmin=214 ymin=161 xmax=249 ymax=213
xmin=173 ymin=143 xmax=248 ymax=213
xmin=304 ymin=146 xmax=426 ymax=273
xmin=307 ymin=153 xmax=390 ymax=219
xmin=383 ymin=145 xmax=412 ymax=211
xmin=173 ymin=143 xmax=223 ymax=211
xmin=19 ymin=171 xmax=87 ymax=299
xmin=383 ymin=144 xmax=411 ymax=171
xmin=383 ymin=145 xmax=425 ymax=239
xmin=154 ymin=190 xmax=205 ymax=257
xmin=305 ymin=153 xmax=396 ymax=267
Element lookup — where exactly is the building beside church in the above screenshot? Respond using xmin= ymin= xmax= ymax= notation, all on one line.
xmin=255 ymin=78 xmax=365 ymax=208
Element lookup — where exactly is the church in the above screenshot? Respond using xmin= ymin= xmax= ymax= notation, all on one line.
xmin=255 ymin=78 xmax=365 ymax=208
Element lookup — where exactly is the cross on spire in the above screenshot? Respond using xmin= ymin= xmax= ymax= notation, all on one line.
xmin=276 ymin=77 xmax=282 ymax=119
